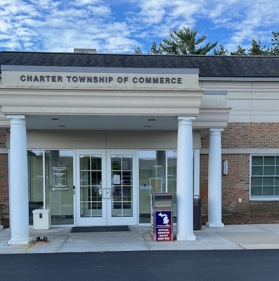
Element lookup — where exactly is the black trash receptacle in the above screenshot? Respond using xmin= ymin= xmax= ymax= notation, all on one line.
xmin=193 ymin=196 xmax=202 ymax=230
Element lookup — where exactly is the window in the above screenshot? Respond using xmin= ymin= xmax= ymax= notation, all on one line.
xmin=28 ymin=150 xmax=74 ymax=225
xmin=45 ymin=150 xmax=74 ymax=225
xmin=28 ymin=150 xmax=44 ymax=221
xmin=139 ymin=150 xmax=177 ymax=223
xmin=251 ymin=156 xmax=279 ymax=199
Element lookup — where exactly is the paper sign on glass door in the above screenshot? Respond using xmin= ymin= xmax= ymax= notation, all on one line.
xmin=113 ymin=174 xmax=121 ymax=184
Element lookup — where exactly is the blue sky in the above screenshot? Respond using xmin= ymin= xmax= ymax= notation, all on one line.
xmin=1 ymin=0 xmax=279 ymax=54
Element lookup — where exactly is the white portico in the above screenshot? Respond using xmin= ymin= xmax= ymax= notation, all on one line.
xmin=0 ymin=65 xmax=230 ymax=244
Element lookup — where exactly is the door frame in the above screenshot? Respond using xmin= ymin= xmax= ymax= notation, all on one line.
xmin=74 ymin=149 xmax=138 ymax=226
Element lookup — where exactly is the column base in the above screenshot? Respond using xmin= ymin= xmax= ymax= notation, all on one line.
xmin=206 ymin=222 xmax=224 ymax=228
xmin=177 ymin=233 xmax=196 ymax=241
xmin=8 ymin=237 xmax=32 ymax=245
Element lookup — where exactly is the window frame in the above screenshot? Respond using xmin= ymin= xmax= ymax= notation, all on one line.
xmin=250 ymin=155 xmax=279 ymax=201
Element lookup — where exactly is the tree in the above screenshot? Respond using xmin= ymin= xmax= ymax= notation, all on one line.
xmin=213 ymin=44 xmax=229 ymax=55
xmin=135 ymin=27 xmax=219 ymax=55
xmin=158 ymin=27 xmax=218 ymax=55
xmin=148 ymin=42 xmax=162 ymax=54
xmin=135 ymin=29 xmax=279 ymax=56
xmin=230 ymin=39 xmax=270 ymax=56
xmin=271 ymin=31 xmax=279 ymax=55
xmin=134 ymin=42 xmax=162 ymax=54
xmin=230 ymin=45 xmax=247 ymax=55
xmin=134 ymin=47 xmax=142 ymax=54
xmin=249 ymin=39 xmax=269 ymax=55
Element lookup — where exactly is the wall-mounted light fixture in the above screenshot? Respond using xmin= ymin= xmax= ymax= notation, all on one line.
xmin=223 ymin=160 xmax=229 ymax=176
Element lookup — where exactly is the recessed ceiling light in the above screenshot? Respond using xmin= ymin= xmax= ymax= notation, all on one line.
xmin=51 ymin=118 xmax=59 ymax=121
xmin=147 ymin=119 xmax=156 ymax=122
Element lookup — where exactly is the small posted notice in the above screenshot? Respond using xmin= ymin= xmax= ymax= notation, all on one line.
xmin=51 ymin=166 xmax=68 ymax=191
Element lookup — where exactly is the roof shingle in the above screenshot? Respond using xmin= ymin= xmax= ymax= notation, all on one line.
xmin=1 ymin=51 xmax=279 ymax=78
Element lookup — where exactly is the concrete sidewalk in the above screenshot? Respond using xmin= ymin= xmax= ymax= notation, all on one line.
xmin=1 ymin=224 xmax=279 ymax=254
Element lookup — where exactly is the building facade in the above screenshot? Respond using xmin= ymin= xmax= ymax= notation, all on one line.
xmin=1 ymin=51 xmax=279 ymax=244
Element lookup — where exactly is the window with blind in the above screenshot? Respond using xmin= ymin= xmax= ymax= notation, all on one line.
xmin=251 ymin=156 xmax=279 ymax=199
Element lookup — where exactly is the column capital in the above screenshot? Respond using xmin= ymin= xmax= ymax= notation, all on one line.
xmin=7 ymin=115 xmax=26 ymax=126
xmin=178 ymin=116 xmax=196 ymax=126
xmin=7 ymin=115 xmax=25 ymax=120
xmin=210 ymin=128 xmax=224 ymax=134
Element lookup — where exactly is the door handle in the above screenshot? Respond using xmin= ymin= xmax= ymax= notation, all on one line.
xmin=106 ymin=188 xmax=111 ymax=199
xmin=102 ymin=188 xmax=111 ymax=199
xmin=102 ymin=188 xmax=106 ymax=199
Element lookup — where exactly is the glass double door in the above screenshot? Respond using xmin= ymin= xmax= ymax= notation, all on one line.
xmin=76 ymin=150 xmax=137 ymax=226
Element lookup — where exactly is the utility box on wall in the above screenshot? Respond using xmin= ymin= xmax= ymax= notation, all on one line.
xmin=151 ymin=193 xmax=173 ymax=241
xmin=32 ymin=209 xmax=51 ymax=230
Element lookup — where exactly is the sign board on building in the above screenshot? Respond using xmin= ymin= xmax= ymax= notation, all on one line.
xmin=1 ymin=66 xmax=199 ymax=91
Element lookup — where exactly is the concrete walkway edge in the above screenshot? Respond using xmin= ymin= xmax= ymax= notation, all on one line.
xmin=1 ymin=224 xmax=279 ymax=254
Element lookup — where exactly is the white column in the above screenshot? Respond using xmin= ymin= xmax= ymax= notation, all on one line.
xmin=8 ymin=115 xmax=31 ymax=244
xmin=193 ymin=149 xmax=200 ymax=197
xmin=176 ymin=117 xmax=196 ymax=241
xmin=207 ymin=129 xmax=224 ymax=227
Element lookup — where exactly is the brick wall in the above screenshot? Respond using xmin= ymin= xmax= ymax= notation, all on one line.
xmin=0 ymin=131 xmax=6 ymax=148
xmin=0 ymin=131 xmax=9 ymax=227
xmin=0 ymin=154 xmax=9 ymax=227
xmin=222 ymin=123 xmax=279 ymax=149
xmin=201 ymin=123 xmax=279 ymax=224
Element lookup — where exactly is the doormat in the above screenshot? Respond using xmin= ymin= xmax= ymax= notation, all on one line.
xmin=70 ymin=226 xmax=130 ymax=233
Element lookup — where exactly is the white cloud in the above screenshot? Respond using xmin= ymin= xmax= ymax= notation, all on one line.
xmin=87 ymin=5 xmax=111 ymax=16
xmin=75 ymin=0 xmax=101 ymax=5
xmin=134 ymin=0 xmax=168 ymax=24
xmin=1 ymin=0 xmax=279 ymax=53
xmin=29 ymin=0 xmax=60 ymax=10
xmin=106 ymin=36 xmax=139 ymax=53
xmin=201 ymin=0 xmax=279 ymax=49
xmin=168 ymin=1 xmax=203 ymax=20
